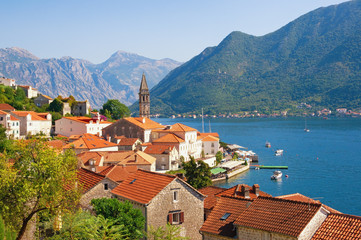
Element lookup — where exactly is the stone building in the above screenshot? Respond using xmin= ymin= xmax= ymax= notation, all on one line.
xmin=0 ymin=77 xmax=16 ymax=87
xmin=72 ymin=100 xmax=90 ymax=116
xmin=139 ymin=73 xmax=150 ymax=118
xmin=34 ymin=94 xmax=53 ymax=107
xmin=111 ymin=169 xmax=205 ymax=240
xmin=17 ymin=85 xmax=38 ymax=98
xmin=143 ymin=144 xmax=179 ymax=170
xmin=62 ymin=133 xmax=119 ymax=154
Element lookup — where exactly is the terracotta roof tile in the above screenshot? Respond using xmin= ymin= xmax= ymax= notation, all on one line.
xmin=277 ymin=193 xmax=341 ymax=214
xmin=234 ymin=196 xmax=322 ymax=237
xmin=311 ymin=213 xmax=361 ymax=239
xmin=198 ymin=132 xmax=220 ymax=138
xmin=77 ymin=151 xmax=102 ymax=165
xmin=100 ymin=165 xmax=138 ymax=183
xmin=41 ymin=94 xmax=53 ymax=100
xmin=47 ymin=140 xmax=67 ymax=149
xmin=199 ymin=186 xmax=227 ymax=211
xmin=124 ymin=117 xmax=164 ymax=130
xmin=0 ymin=104 xmax=15 ymax=111
xmin=10 ymin=115 xmax=19 ymax=121
xmin=169 ymin=123 xmax=197 ymax=132
xmin=152 ymin=133 xmax=185 ymax=143
xmin=0 ymin=110 xmax=8 ymax=115
xmin=111 ymin=169 xmax=177 ymax=204
xmin=11 ymin=111 xmax=50 ymax=121
xmin=218 ymin=184 xmax=271 ymax=200
xmin=143 ymin=144 xmax=175 ymax=155
xmin=118 ymin=138 xmax=140 ymax=146
xmin=201 ymin=135 xmax=219 ymax=142
xmin=63 ymin=134 xmax=118 ymax=150
xmin=77 ymin=168 xmax=105 ymax=193
xmin=200 ymin=196 xmax=252 ymax=237
xmin=62 ymin=116 xmax=112 ymax=124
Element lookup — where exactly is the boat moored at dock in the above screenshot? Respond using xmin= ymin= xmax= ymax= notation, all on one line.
xmin=271 ymin=170 xmax=282 ymax=180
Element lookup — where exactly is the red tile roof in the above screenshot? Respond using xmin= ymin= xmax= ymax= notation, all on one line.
xmin=201 ymin=135 xmax=219 ymax=142
xmin=10 ymin=115 xmax=19 ymax=121
xmin=111 ymin=169 xmax=177 ymax=204
xmin=311 ymin=213 xmax=361 ymax=239
xmin=63 ymin=134 xmax=118 ymax=150
xmin=77 ymin=151 xmax=102 ymax=166
xmin=152 ymin=133 xmax=185 ymax=143
xmin=47 ymin=140 xmax=67 ymax=149
xmin=118 ymin=138 xmax=140 ymax=146
xmin=11 ymin=111 xmax=50 ymax=121
xmin=100 ymin=165 xmax=138 ymax=183
xmin=234 ymin=196 xmax=322 ymax=237
xmin=62 ymin=116 xmax=112 ymax=124
xmin=276 ymin=193 xmax=341 ymax=214
xmin=77 ymin=168 xmax=105 ymax=193
xmin=143 ymin=144 xmax=175 ymax=155
xmin=0 ymin=104 xmax=15 ymax=111
xmin=0 ymin=110 xmax=8 ymax=115
xmin=124 ymin=117 xmax=164 ymax=130
xmin=198 ymin=132 xmax=220 ymax=138
xmin=169 ymin=123 xmax=197 ymax=132
xmin=200 ymin=196 xmax=252 ymax=238
xmin=198 ymin=186 xmax=227 ymax=211
xmin=217 ymin=184 xmax=271 ymax=200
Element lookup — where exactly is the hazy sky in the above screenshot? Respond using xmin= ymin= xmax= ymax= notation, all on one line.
xmin=0 ymin=0 xmax=349 ymax=63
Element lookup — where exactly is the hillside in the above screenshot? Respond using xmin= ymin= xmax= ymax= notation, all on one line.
xmin=139 ymin=0 xmax=361 ymax=115
xmin=0 ymin=48 xmax=181 ymax=108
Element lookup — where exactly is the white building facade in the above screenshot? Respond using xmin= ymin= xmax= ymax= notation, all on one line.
xmin=0 ymin=110 xmax=20 ymax=139
xmin=55 ymin=116 xmax=111 ymax=137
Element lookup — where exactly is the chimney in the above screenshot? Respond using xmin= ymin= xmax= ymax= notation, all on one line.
xmin=234 ymin=184 xmax=241 ymax=197
xmin=142 ymin=117 xmax=146 ymax=123
xmin=241 ymin=185 xmax=250 ymax=199
xmin=134 ymin=154 xmax=137 ymax=162
xmin=253 ymin=184 xmax=260 ymax=196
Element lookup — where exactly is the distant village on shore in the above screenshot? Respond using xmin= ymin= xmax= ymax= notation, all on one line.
xmin=0 ymin=75 xmax=361 ymax=240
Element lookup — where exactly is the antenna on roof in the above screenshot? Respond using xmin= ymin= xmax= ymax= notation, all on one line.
xmin=202 ymin=108 xmax=204 ymax=133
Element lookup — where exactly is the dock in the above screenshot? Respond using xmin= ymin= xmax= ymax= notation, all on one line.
xmin=251 ymin=165 xmax=288 ymax=169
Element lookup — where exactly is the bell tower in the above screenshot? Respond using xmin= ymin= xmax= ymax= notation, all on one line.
xmin=139 ymin=73 xmax=150 ymax=118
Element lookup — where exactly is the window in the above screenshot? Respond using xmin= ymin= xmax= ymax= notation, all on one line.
xmin=168 ymin=211 xmax=184 ymax=225
xmin=0 ymin=117 xmax=3 ymax=121
xmin=104 ymin=183 xmax=109 ymax=190
xmin=173 ymin=190 xmax=179 ymax=202
xmin=220 ymin=213 xmax=231 ymax=221
xmin=211 ymin=143 xmax=215 ymax=147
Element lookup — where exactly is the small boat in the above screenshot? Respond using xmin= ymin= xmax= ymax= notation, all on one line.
xmin=304 ymin=118 xmax=310 ymax=132
xmin=271 ymin=170 xmax=282 ymax=180
xmin=275 ymin=149 xmax=283 ymax=156
xmin=265 ymin=141 xmax=271 ymax=148
xmin=255 ymin=167 xmax=260 ymax=170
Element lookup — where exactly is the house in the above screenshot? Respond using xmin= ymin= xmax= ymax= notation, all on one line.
xmin=10 ymin=111 xmax=51 ymax=137
xmin=0 ymin=103 xmax=15 ymax=112
xmin=102 ymin=117 xmax=164 ymax=143
xmin=77 ymin=150 xmax=156 ymax=172
xmin=17 ymin=85 xmax=38 ymax=98
xmin=62 ymin=133 xmax=118 ymax=154
xmin=233 ymin=196 xmax=328 ymax=240
xmin=72 ymin=100 xmax=90 ymax=116
xmin=76 ymin=168 xmax=118 ymax=210
xmin=311 ymin=213 xmax=361 ymax=239
xmin=198 ymin=186 xmax=227 ymax=220
xmin=143 ymin=144 xmax=179 ymax=170
xmin=116 ymin=136 xmax=142 ymax=151
xmin=34 ymin=94 xmax=53 ymax=107
xmin=0 ymin=110 xmax=20 ymax=139
xmin=199 ymin=134 xmax=220 ymax=155
xmin=0 ymin=77 xmax=16 ymax=87
xmin=111 ymin=169 xmax=205 ymax=240
xmin=55 ymin=116 xmax=112 ymax=137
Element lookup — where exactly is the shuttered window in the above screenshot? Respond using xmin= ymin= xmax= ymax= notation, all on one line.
xmin=167 ymin=211 xmax=184 ymax=225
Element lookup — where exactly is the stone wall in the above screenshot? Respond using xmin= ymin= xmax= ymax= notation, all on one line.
xmin=237 ymin=227 xmax=296 ymax=240
xmin=103 ymin=119 xmax=145 ymax=142
xmin=203 ymin=232 xmax=235 ymax=240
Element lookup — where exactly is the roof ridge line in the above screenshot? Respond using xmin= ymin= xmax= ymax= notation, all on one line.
xmin=258 ymin=196 xmax=322 ymax=206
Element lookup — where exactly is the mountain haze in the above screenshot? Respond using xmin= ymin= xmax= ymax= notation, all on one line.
xmin=0 ymin=47 xmax=181 ymax=108
xmin=145 ymin=0 xmax=361 ymax=115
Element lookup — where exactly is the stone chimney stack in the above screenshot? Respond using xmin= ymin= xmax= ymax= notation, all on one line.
xmin=241 ymin=185 xmax=250 ymax=199
xmin=253 ymin=184 xmax=260 ymax=196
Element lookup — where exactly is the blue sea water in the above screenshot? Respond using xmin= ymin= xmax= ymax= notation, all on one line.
xmin=155 ymin=117 xmax=361 ymax=215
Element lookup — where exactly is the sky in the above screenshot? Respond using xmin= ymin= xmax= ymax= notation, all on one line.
xmin=0 ymin=0 xmax=350 ymax=63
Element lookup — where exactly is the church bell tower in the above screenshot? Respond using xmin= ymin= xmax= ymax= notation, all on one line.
xmin=139 ymin=73 xmax=150 ymax=118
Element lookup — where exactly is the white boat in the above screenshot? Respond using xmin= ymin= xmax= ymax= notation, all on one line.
xmin=271 ymin=170 xmax=282 ymax=180
xmin=275 ymin=149 xmax=283 ymax=156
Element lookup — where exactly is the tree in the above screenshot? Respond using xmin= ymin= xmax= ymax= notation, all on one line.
xmin=100 ymin=99 xmax=130 ymax=120
xmin=48 ymin=98 xmax=63 ymax=113
xmin=91 ymin=198 xmax=145 ymax=240
xmin=147 ymin=224 xmax=189 ymax=240
xmin=0 ymin=139 xmax=80 ymax=240
xmin=182 ymin=156 xmax=212 ymax=189
xmin=215 ymin=151 xmax=223 ymax=165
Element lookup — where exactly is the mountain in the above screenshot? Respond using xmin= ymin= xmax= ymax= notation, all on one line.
xmin=0 ymin=48 xmax=181 ymax=108
xmin=142 ymin=0 xmax=361 ymax=115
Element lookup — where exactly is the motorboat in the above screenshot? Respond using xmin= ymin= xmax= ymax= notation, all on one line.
xmin=275 ymin=149 xmax=283 ymax=156
xmin=271 ymin=170 xmax=282 ymax=180
xmin=265 ymin=141 xmax=271 ymax=148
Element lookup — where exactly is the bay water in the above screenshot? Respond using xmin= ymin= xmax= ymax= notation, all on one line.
xmin=155 ymin=117 xmax=361 ymax=215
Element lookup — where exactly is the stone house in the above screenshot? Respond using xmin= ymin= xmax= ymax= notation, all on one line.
xmin=76 ymin=168 xmax=118 ymax=210
xmin=17 ymin=85 xmax=38 ymax=98
xmin=10 ymin=111 xmax=52 ymax=137
xmin=0 ymin=110 xmax=20 ymax=139
xmin=55 ymin=116 xmax=112 ymax=137
xmin=143 ymin=144 xmax=179 ymax=170
xmin=116 ymin=136 xmax=142 ymax=151
xmin=102 ymin=117 xmax=164 ymax=143
xmin=0 ymin=77 xmax=16 ymax=87
xmin=71 ymin=100 xmax=91 ymax=116
xmin=34 ymin=94 xmax=53 ymax=107
xmin=111 ymin=169 xmax=205 ymax=240
xmin=77 ymin=150 xmax=156 ymax=172
xmin=62 ymin=133 xmax=119 ymax=154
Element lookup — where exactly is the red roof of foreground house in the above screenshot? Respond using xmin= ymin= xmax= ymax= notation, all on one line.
xmin=311 ymin=213 xmax=361 ymax=239
xmin=217 ymin=184 xmax=271 ymax=200
xmin=276 ymin=193 xmax=341 ymax=214
xmin=198 ymin=186 xmax=227 ymax=211
xmin=100 ymin=165 xmax=138 ymax=183
xmin=11 ymin=111 xmax=50 ymax=121
xmin=63 ymin=134 xmax=118 ymax=150
xmin=234 ymin=196 xmax=322 ymax=238
xmin=77 ymin=151 xmax=103 ymax=166
xmin=77 ymin=168 xmax=105 ymax=193
xmin=143 ymin=144 xmax=176 ymax=155
xmin=0 ymin=104 xmax=15 ymax=111
xmin=200 ymin=196 xmax=252 ymax=238
xmin=47 ymin=140 xmax=67 ymax=150
xmin=111 ymin=169 xmax=177 ymax=204
xmin=124 ymin=117 xmax=164 ymax=130
xmin=152 ymin=133 xmax=185 ymax=143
